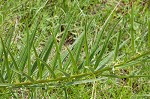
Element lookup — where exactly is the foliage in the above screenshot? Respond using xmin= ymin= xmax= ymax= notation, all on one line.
xmin=0 ymin=0 xmax=149 ymax=98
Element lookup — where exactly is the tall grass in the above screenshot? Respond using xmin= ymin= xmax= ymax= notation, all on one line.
xmin=0 ymin=0 xmax=149 ymax=98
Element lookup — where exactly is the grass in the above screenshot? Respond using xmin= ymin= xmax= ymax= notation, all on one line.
xmin=0 ymin=0 xmax=150 ymax=98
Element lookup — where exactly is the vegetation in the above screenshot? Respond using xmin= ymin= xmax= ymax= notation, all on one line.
xmin=0 ymin=0 xmax=149 ymax=98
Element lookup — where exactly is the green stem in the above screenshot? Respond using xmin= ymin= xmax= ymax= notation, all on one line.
xmin=2 ymin=51 xmax=149 ymax=87
xmin=131 ymin=2 xmax=135 ymax=53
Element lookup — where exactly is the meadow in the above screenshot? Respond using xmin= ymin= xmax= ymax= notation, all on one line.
xmin=0 ymin=0 xmax=150 ymax=98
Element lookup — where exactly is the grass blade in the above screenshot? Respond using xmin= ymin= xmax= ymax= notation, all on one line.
xmin=18 ymin=20 xmax=39 ymax=71
xmin=95 ymin=52 xmax=114 ymax=71
xmin=84 ymin=20 xmax=90 ymax=66
xmin=52 ymin=31 xmax=62 ymax=70
xmin=59 ymin=13 xmax=74 ymax=50
xmin=130 ymin=2 xmax=135 ymax=52
xmin=6 ymin=46 xmax=21 ymax=82
xmin=114 ymin=30 xmax=122 ymax=61
xmin=0 ymin=37 xmax=10 ymax=83
xmin=31 ymin=36 xmax=54 ymax=74
xmin=37 ymin=58 xmax=56 ymax=79
xmin=66 ymin=77 xmax=107 ymax=86
xmin=94 ymin=19 xmax=121 ymax=68
xmin=0 ymin=39 xmax=3 ymax=62
xmin=90 ymin=1 xmax=121 ymax=60
xmin=26 ymin=26 xmax=31 ymax=76
xmin=148 ymin=13 xmax=150 ymax=47
xmin=11 ymin=68 xmax=34 ymax=82
xmin=32 ymin=44 xmax=42 ymax=79
xmin=66 ymin=47 xmax=78 ymax=73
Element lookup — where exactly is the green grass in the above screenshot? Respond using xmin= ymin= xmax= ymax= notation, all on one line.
xmin=0 ymin=0 xmax=150 ymax=98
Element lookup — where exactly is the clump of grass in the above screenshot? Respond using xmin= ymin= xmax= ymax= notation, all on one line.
xmin=0 ymin=0 xmax=149 ymax=98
